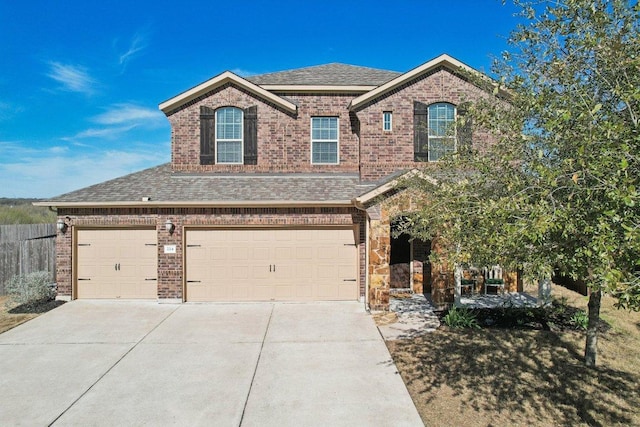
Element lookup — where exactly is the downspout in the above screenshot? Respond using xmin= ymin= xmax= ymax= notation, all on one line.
xmin=352 ymin=198 xmax=370 ymax=312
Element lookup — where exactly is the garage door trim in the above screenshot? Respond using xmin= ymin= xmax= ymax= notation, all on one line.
xmin=73 ymin=226 xmax=157 ymax=300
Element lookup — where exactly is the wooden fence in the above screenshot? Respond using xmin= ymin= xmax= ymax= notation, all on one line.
xmin=0 ymin=224 xmax=56 ymax=295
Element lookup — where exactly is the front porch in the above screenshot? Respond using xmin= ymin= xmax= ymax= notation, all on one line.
xmin=363 ymin=187 xmax=525 ymax=311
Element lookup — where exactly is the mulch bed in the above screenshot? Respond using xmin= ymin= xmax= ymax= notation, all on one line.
xmin=8 ymin=299 xmax=65 ymax=314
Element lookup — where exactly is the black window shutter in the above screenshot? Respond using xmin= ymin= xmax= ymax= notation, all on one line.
xmin=457 ymin=105 xmax=473 ymax=153
xmin=243 ymin=106 xmax=258 ymax=165
xmin=413 ymin=101 xmax=428 ymax=161
xmin=200 ymin=106 xmax=215 ymax=165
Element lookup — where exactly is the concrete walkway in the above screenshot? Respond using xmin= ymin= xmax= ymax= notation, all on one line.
xmin=0 ymin=301 xmax=422 ymax=426
xmin=377 ymin=294 xmax=441 ymax=341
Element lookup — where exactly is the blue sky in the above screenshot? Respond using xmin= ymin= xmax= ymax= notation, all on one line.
xmin=0 ymin=0 xmax=522 ymax=198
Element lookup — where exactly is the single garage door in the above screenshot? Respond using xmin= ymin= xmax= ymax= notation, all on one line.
xmin=76 ymin=229 xmax=158 ymax=299
xmin=185 ymin=228 xmax=358 ymax=302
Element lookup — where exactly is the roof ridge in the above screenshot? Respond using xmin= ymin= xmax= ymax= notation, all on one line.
xmin=249 ymin=62 xmax=400 ymax=78
xmin=246 ymin=63 xmax=401 ymax=87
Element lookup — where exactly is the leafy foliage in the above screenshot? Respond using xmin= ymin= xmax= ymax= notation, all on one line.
xmin=570 ymin=311 xmax=589 ymax=330
xmin=5 ymin=271 xmax=55 ymax=306
xmin=399 ymin=0 xmax=640 ymax=365
xmin=443 ymin=306 xmax=481 ymax=329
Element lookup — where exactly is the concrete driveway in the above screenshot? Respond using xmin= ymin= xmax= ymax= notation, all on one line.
xmin=0 ymin=301 xmax=423 ymax=426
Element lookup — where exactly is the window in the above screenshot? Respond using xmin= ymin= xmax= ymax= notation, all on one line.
xmin=383 ymin=111 xmax=392 ymax=131
xmin=427 ymin=103 xmax=456 ymax=161
xmin=215 ymin=107 xmax=243 ymax=164
xmin=311 ymin=117 xmax=338 ymax=164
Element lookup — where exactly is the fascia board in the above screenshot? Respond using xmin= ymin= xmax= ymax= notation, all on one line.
xmin=349 ymin=54 xmax=505 ymax=110
xmin=34 ymin=200 xmax=353 ymax=209
xmin=159 ymin=71 xmax=297 ymax=114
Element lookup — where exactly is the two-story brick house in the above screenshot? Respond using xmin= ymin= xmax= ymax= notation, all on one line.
xmin=39 ymin=54 xmax=518 ymax=309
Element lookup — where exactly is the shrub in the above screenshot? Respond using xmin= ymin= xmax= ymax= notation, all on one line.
xmin=570 ymin=310 xmax=589 ymax=330
xmin=443 ymin=306 xmax=480 ymax=329
xmin=5 ymin=271 xmax=55 ymax=306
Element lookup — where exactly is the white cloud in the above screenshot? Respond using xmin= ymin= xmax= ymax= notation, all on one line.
xmin=0 ymin=101 xmax=24 ymax=121
xmin=46 ymin=62 xmax=97 ymax=95
xmin=231 ymin=68 xmax=260 ymax=77
xmin=62 ymin=104 xmax=165 ymax=142
xmin=117 ymin=31 xmax=148 ymax=72
xmin=92 ymin=103 xmax=163 ymax=125
xmin=66 ymin=124 xmax=138 ymax=140
xmin=0 ymin=144 xmax=169 ymax=198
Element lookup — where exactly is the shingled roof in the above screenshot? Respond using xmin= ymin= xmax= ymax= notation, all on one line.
xmin=246 ymin=63 xmax=401 ymax=87
xmin=40 ymin=164 xmax=386 ymax=207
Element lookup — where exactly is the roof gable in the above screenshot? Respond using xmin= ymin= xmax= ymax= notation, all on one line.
xmin=159 ymin=71 xmax=297 ymax=115
xmin=348 ymin=54 xmax=505 ymax=110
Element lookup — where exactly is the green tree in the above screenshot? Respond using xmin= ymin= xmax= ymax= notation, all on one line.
xmin=400 ymin=0 xmax=640 ymax=367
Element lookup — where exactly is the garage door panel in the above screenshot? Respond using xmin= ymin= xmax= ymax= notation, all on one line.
xmin=295 ymin=247 xmax=313 ymax=260
xmin=211 ymin=265 xmax=230 ymax=280
xmin=185 ymin=228 xmax=357 ymax=302
xmin=232 ymin=266 xmax=249 ymax=279
xmin=187 ymin=284 xmax=207 ymax=301
xmin=253 ymin=247 xmax=269 ymax=260
xmin=274 ymin=284 xmax=294 ymax=299
xmin=295 ymin=285 xmax=313 ymax=299
xmin=250 ymin=265 xmax=269 ymax=280
xmin=253 ymin=284 xmax=274 ymax=300
xmin=295 ymin=265 xmax=313 ymax=279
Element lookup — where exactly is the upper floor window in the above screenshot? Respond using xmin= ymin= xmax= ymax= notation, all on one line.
xmin=216 ymin=107 xmax=243 ymax=164
xmin=414 ymin=101 xmax=461 ymax=162
xmin=428 ymin=103 xmax=456 ymax=161
xmin=383 ymin=111 xmax=392 ymax=132
xmin=311 ymin=117 xmax=339 ymax=164
xmin=199 ymin=105 xmax=258 ymax=166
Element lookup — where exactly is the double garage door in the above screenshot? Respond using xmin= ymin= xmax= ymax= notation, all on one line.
xmin=76 ymin=227 xmax=358 ymax=302
xmin=185 ymin=228 xmax=358 ymax=302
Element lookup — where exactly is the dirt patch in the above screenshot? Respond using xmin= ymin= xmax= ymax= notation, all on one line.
xmin=0 ymin=296 xmax=64 ymax=334
xmin=387 ymin=285 xmax=640 ymax=426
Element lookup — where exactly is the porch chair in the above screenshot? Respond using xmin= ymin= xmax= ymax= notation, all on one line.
xmin=483 ymin=265 xmax=505 ymax=295
xmin=460 ymin=278 xmax=476 ymax=295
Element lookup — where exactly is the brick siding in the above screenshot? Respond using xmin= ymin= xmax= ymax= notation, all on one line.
xmin=354 ymin=68 xmax=496 ymax=180
xmin=57 ymin=208 xmax=366 ymax=301
xmin=169 ymin=84 xmax=360 ymax=174
xmin=168 ymin=68 xmax=496 ymax=182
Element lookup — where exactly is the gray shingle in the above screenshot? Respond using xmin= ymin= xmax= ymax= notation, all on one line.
xmin=246 ymin=63 xmax=401 ymax=86
xmin=43 ymin=164 xmax=383 ymax=204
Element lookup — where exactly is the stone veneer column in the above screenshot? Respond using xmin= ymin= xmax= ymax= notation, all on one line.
xmin=367 ymin=205 xmax=390 ymax=310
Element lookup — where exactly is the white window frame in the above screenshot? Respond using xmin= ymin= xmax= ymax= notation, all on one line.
xmin=383 ymin=111 xmax=392 ymax=132
xmin=310 ymin=116 xmax=339 ymax=165
xmin=428 ymin=103 xmax=456 ymax=162
xmin=215 ymin=107 xmax=243 ymax=164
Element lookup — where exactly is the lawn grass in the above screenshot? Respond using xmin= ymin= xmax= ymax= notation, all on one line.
xmin=0 ymin=296 xmax=64 ymax=334
xmin=387 ymin=284 xmax=640 ymax=426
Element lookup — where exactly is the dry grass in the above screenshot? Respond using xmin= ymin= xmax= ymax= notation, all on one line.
xmin=0 ymin=296 xmax=64 ymax=334
xmin=387 ymin=285 xmax=640 ymax=427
